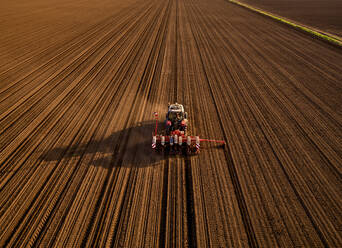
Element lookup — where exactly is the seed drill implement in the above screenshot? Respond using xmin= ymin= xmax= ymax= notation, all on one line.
xmin=152 ymin=103 xmax=225 ymax=154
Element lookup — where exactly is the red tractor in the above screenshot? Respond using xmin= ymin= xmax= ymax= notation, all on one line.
xmin=152 ymin=103 xmax=225 ymax=154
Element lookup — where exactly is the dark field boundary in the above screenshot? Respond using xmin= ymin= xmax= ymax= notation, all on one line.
xmin=238 ymin=0 xmax=342 ymax=38
xmin=230 ymin=0 xmax=342 ymax=48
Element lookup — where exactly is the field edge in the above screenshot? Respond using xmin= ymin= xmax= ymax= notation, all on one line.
xmin=229 ymin=0 xmax=342 ymax=48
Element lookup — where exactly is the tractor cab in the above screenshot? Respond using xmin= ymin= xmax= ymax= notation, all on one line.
xmin=166 ymin=103 xmax=188 ymax=134
xmin=167 ymin=103 xmax=187 ymax=120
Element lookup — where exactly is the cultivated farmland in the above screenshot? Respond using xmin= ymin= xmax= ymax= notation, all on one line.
xmin=0 ymin=0 xmax=341 ymax=247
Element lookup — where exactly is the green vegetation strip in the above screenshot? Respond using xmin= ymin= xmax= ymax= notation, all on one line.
xmin=230 ymin=0 xmax=342 ymax=47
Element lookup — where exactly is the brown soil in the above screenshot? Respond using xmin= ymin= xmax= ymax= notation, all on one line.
xmin=239 ymin=0 xmax=342 ymax=37
xmin=0 ymin=0 xmax=341 ymax=247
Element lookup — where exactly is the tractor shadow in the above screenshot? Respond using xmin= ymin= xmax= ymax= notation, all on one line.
xmin=40 ymin=120 xmax=225 ymax=168
xmin=40 ymin=120 xmax=167 ymax=168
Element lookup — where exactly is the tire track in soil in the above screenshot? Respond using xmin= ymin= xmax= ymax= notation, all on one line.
xmin=37 ymin=0 xmax=172 ymax=246
xmin=184 ymin=157 xmax=197 ymax=248
xmin=33 ymin=32 xmax=152 ymax=245
xmin=184 ymin=0 xmax=258 ymax=247
xmin=157 ymin=1 xmax=177 ymax=246
xmin=186 ymin=0 xmax=340 ymax=245
xmin=159 ymin=160 xmax=170 ymax=248
xmin=86 ymin=1 xmax=172 ymax=246
xmin=156 ymin=1 xmax=179 ymax=246
xmin=169 ymin=0 xmax=199 ymax=246
xmin=110 ymin=2 xmax=176 ymax=247
xmin=194 ymin=34 xmax=260 ymax=248
xmin=39 ymin=1 xmax=170 ymax=246
xmin=176 ymin=4 xmax=197 ymax=248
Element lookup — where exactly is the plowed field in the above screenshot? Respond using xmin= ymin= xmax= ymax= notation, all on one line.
xmin=1 ymin=0 xmax=342 ymax=247
xmin=239 ymin=0 xmax=342 ymax=37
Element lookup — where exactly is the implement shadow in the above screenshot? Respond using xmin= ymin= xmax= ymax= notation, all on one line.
xmin=39 ymin=120 xmax=165 ymax=168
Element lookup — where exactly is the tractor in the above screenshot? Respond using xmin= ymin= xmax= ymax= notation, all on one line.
xmin=165 ymin=103 xmax=188 ymax=135
xmin=152 ymin=103 xmax=225 ymax=154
